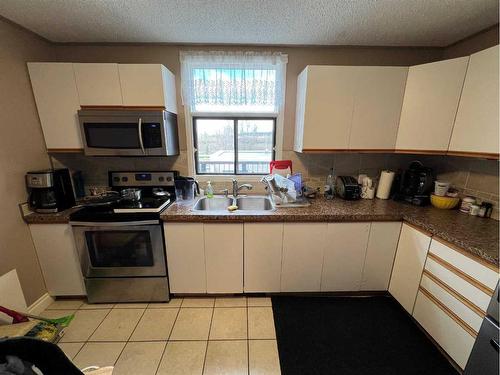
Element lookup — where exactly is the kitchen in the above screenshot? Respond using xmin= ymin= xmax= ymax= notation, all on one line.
xmin=0 ymin=1 xmax=499 ymax=374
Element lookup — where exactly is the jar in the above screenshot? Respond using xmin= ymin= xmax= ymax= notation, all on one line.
xmin=459 ymin=197 xmax=475 ymax=213
xmin=470 ymin=204 xmax=480 ymax=216
xmin=478 ymin=204 xmax=488 ymax=218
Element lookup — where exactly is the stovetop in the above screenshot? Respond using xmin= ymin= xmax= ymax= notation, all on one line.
xmin=70 ymin=196 xmax=173 ymax=222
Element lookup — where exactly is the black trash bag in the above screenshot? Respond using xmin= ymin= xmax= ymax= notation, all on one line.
xmin=0 ymin=337 xmax=82 ymax=375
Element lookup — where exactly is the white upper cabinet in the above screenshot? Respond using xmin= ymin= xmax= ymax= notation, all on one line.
xmin=28 ymin=62 xmax=83 ymax=150
xmin=349 ymin=67 xmax=408 ymax=150
xmin=119 ymin=64 xmax=178 ymax=113
xmin=294 ymin=65 xmax=407 ymax=152
xmin=73 ymin=63 xmax=123 ymax=106
xmin=449 ymin=45 xmax=499 ymax=156
xmin=321 ymin=222 xmax=370 ymax=291
xmin=395 ymin=56 xmax=469 ymax=152
xmin=294 ymin=66 xmax=356 ymax=151
xmin=389 ymin=223 xmax=431 ymax=314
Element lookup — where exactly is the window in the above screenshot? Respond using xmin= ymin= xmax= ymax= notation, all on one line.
xmin=194 ymin=117 xmax=275 ymax=175
xmin=180 ymin=51 xmax=287 ymax=175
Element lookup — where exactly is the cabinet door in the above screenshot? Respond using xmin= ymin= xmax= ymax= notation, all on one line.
xmin=204 ymin=223 xmax=243 ymax=293
xmin=164 ymin=223 xmax=206 ymax=293
xmin=73 ymin=63 xmax=123 ymax=106
xmin=297 ymin=66 xmax=356 ymax=151
xmin=361 ymin=221 xmax=402 ymax=291
xmin=349 ymin=67 xmax=408 ymax=150
xmin=29 ymin=224 xmax=85 ymax=296
xmin=281 ymin=223 xmax=327 ymax=292
xmin=321 ymin=222 xmax=370 ymax=291
xmin=449 ymin=45 xmax=499 ymax=156
xmin=395 ymin=57 xmax=469 ymax=152
xmin=389 ymin=223 xmax=431 ymax=313
xmin=244 ymin=223 xmax=283 ymax=292
xmin=119 ymin=64 xmax=177 ymax=112
xmin=27 ymin=63 xmax=82 ymax=150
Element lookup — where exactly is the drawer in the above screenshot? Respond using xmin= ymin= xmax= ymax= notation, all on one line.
xmin=413 ymin=290 xmax=475 ymax=369
xmin=429 ymin=238 xmax=498 ymax=291
xmin=420 ymin=273 xmax=483 ymax=333
xmin=425 ymin=256 xmax=491 ymax=312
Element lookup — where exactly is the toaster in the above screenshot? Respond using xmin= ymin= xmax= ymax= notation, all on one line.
xmin=335 ymin=176 xmax=361 ymax=200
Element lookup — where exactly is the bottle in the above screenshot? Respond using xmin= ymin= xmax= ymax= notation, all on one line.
xmin=206 ymin=181 xmax=214 ymax=198
xmin=324 ymin=168 xmax=335 ymax=200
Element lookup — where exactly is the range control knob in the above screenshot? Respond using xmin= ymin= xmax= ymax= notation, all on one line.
xmin=113 ymin=177 xmax=120 ymax=182
xmin=159 ymin=176 xmax=165 ymax=182
xmin=166 ymin=176 xmax=172 ymax=182
xmin=121 ymin=177 xmax=128 ymax=182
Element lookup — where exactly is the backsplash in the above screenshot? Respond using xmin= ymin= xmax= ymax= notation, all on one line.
xmin=51 ymin=152 xmax=499 ymax=219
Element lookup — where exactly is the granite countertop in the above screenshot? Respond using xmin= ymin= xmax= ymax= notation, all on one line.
xmin=161 ymin=197 xmax=499 ymax=266
xmin=23 ymin=197 xmax=499 ymax=266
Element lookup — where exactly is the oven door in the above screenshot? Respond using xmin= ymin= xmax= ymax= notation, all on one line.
xmin=71 ymin=220 xmax=166 ymax=278
xmin=78 ymin=111 xmax=166 ymax=156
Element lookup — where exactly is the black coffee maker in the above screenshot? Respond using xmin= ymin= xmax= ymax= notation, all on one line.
xmin=392 ymin=161 xmax=434 ymax=206
xmin=26 ymin=169 xmax=76 ymax=213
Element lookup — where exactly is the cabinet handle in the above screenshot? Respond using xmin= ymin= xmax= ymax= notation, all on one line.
xmin=491 ymin=339 xmax=500 ymax=352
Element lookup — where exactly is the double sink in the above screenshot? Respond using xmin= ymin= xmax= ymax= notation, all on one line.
xmin=193 ymin=195 xmax=275 ymax=212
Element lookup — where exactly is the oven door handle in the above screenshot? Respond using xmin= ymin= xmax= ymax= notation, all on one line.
xmin=138 ymin=117 xmax=145 ymax=155
xmin=69 ymin=220 xmax=159 ymax=227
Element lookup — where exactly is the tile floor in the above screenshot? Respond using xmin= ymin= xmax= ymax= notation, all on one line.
xmin=43 ymin=296 xmax=281 ymax=375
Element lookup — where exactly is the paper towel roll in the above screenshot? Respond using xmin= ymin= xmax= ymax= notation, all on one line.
xmin=376 ymin=170 xmax=395 ymax=199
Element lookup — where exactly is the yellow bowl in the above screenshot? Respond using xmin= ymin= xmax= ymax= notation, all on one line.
xmin=430 ymin=194 xmax=460 ymax=209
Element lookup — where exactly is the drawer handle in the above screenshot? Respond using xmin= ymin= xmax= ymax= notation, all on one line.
xmin=491 ymin=339 xmax=500 ymax=352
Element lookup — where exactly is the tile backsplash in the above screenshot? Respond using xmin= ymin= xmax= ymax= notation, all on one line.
xmin=51 ymin=151 xmax=499 ymax=219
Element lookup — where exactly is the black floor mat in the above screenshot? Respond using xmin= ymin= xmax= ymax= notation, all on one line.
xmin=271 ymin=295 xmax=458 ymax=375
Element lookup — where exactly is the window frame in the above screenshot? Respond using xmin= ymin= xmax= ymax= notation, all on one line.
xmin=193 ymin=116 xmax=277 ymax=176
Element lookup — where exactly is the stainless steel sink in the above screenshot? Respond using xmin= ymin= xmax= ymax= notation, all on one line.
xmin=192 ymin=196 xmax=233 ymax=211
xmin=192 ymin=196 xmax=275 ymax=212
xmin=236 ymin=196 xmax=274 ymax=211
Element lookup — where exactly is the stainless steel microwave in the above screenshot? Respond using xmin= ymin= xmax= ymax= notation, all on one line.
xmin=78 ymin=109 xmax=179 ymax=156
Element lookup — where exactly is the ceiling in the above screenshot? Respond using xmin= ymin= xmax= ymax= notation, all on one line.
xmin=0 ymin=0 xmax=498 ymax=46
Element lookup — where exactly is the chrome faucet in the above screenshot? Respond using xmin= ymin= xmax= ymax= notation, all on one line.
xmin=232 ymin=179 xmax=253 ymax=197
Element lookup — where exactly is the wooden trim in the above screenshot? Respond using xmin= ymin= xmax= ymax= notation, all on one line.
xmin=394 ymin=149 xmax=447 ymax=155
xmin=301 ymin=148 xmax=395 ymax=153
xmin=80 ymin=105 xmax=166 ymax=111
xmin=419 ymin=286 xmax=478 ymax=338
xmin=423 ymin=270 xmax=486 ymax=318
xmin=47 ymin=148 xmax=84 ymax=153
xmin=427 ymin=253 xmax=494 ymax=296
xmin=432 ymin=236 xmax=498 ymax=272
xmin=402 ymin=221 xmax=432 ymax=237
xmin=447 ymin=150 xmax=500 ymax=160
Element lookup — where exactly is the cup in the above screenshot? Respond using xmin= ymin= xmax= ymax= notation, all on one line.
xmin=434 ymin=181 xmax=450 ymax=196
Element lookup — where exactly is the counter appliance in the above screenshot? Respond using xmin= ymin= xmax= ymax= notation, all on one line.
xmin=26 ymin=168 xmax=75 ymax=213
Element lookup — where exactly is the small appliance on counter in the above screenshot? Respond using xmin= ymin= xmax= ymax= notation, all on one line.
xmin=392 ymin=161 xmax=434 ymax=206
xmin=70 ymin=170 xmax=177 ymax=303
xmin=26 ymin=168 xmax=76 ymax=213
xmin=335 ymin=176 xmax=361 ymax=200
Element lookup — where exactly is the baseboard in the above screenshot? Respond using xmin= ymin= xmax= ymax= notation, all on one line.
xmin=28 ymin=293 xmax=54 ymax=315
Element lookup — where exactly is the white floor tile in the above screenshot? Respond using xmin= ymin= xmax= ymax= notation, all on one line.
xmin=59 ymin=309 xmax=109 ymax=343
xmin=113 ymin=341 xmax=166 ymax=375
xmin=157 ymin=341 xmax=207 ymax=375
xmin=130 ymin=308 xmax=178 ymax=341
xmin=204 ymin=340 xmax=248 ymax=375
xmin=89 ymin=308 xmax=144 ymax=342
xmin=73 ymin=342 xmax=125 ymax=369
xmin=170 ymin=308 xmax=212 ymax=341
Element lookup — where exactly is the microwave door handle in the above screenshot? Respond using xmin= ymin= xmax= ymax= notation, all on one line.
xmin=138 ymin=117 xmax=145 ymax=155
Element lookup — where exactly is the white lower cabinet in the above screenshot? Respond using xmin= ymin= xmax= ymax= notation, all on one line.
xmin=389 ymin=223 xmax=431 ymax=313
xmin=413 ymin=291 xmax=475 ymax=369
xmin=281 ymin=223 xmax=328 ymax=292
xmin=29 ymin=224 xmax=86 ymax=296
xmin=204 ymin=223 xmax=243 ymax=293
xmin=361 ymin=222 xmax=402 ymax=291
xmin=164 ymin=223 xmax=206 ymax=293
xmin=244 ymin=223 xmax=283 ymax=292
xmin=321 ymin=223 xmax=370 ymax=291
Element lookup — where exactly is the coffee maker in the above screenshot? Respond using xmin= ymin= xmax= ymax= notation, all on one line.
xmin=26 ymin=169 xmax=76 ymax=213
xmin=392 ymin=161 xmax=434 ymax=206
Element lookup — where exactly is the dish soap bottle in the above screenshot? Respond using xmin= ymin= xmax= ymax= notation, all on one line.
xmin=324 ymin=168 xmax=335 ymax=200
xmin=206 ymin=181 xmax=214 ymax=198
